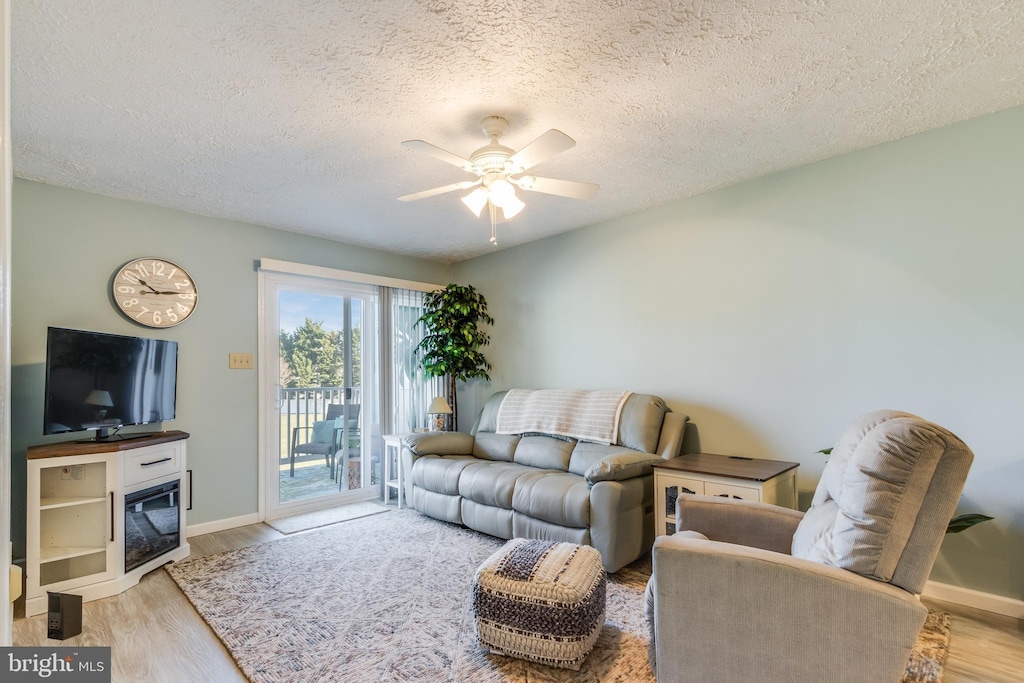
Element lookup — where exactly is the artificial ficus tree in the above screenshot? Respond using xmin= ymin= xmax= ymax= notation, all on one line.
xmin=416 ymin=284 xmax=494 ymax=431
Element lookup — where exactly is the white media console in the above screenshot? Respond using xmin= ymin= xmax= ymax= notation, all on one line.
xmin=24 ymin=431 xmax=191 ymax=617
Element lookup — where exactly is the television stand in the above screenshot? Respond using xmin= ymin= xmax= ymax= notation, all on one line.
xmin=76 ymin=430 xmax=167 ymax=444
xmin=25 ymin=430 xmax=191 ymax=617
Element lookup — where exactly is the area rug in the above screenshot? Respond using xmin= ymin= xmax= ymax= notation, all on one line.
xmin=167 ymin=510 xmax=950 ymax=683
xmin=264 ymin=501 xmax=390 ymax=534
xmin=903 ymin=609 xmax=951 ymax=683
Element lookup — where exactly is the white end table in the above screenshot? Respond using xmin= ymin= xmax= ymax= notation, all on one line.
xmin=382 ymin=434 xmax=407 ymax=508
xmin=653 ymin=453 xmax=799 ymax=537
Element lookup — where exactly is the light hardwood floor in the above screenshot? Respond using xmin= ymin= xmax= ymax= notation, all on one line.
xmin=14 ymin=523 xmax=1024 ymax=683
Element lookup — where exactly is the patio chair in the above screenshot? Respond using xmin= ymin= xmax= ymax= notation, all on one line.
xmin=288 ymin=404 xmax=345 ymax=477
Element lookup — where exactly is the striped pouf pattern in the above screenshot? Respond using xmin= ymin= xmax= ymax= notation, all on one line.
xmin=472 ymin=538 xmax=607 ymax=671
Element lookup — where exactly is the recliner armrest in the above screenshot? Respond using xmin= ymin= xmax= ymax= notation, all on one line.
xmin=650 ymin=534 xmax=926 ymax=683
xmin=675 ymin=495 xmax=803 ymax=554
xmin=584 ymin=451 xmax=662 ymax=484
xmin=403 ymin=431 xmax=474 ymax=457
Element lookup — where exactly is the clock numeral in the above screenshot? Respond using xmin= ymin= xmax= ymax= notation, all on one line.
xmin=174 ymin=280 xmax=191 ymax=289
xmin=134 ymin=306 xmax=150 ymax=320
xmin=153 ymin=311 xmax=162 ymax=325
xmin=165 ymin=308 xmax=178 ymax=322
xmin=167 ymin=268 xmax=178 ymax=279
xmin=151 ymin=261 xmax=166 ymax=276
xmin=176 ymin=303 xmax=190 ymax=314
xmin=134 ymin=262 xmax=150 ymax=277
xmin=122 ymin=271 xmax=141 ymax=285
xmin=117 ymin=286 xmax=136 ymax=294
xmin=122 ymin=298 xmax=139 ymax=308
xmin=178 ymin=292 xmax=195 ymax=300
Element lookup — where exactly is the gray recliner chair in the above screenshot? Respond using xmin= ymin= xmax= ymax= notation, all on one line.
xmin=646 ymin=410 xmax=974 ymax=683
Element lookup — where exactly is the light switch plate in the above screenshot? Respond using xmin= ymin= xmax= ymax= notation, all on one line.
xmin=229 ymin=353 xmax=254 ymax=369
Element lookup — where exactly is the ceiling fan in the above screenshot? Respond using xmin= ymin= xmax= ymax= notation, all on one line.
xmin=398 ymin=116 xmax=599 ymax=244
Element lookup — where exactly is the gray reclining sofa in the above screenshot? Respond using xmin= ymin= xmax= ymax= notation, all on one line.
xmin=402 ymin=390 xmax=687 ymax=572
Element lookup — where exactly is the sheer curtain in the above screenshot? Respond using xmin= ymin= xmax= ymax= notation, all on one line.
xmin=384 ymin=288 xmax=444 ymax=434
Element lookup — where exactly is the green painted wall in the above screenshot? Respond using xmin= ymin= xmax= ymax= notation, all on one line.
xmin=10 ymin=180 xmax=449 ymax=560
xmin=452 ymin=106 xmax=1024 ymax=600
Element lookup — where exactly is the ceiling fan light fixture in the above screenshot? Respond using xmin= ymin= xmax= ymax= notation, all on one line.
xmin=461 ymin=187 xmax=489 ymax=217
xmin=400 ymin=116 xmax=598 ymax=245
xmin=501 ymin=194 xmax=525 ymax=220
xmin=487 ymin=178 xmax=516 ymax=208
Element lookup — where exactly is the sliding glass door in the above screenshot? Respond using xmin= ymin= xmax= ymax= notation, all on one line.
xmin=262 ymin=272 xmax=379 ymax=517
xmin=259 ymin=261 xmax=444 ymax=519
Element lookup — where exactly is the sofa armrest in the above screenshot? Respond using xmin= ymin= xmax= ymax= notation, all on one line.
xmin=650 ymin=534 xmax=926 ymax=683
xmin=585 ymin=451 xmax=661 ymax=484
xmin=402 ymin=431 xmax=474 ymax=457
xmin=675 ymin=494 xmax=803 ymax=554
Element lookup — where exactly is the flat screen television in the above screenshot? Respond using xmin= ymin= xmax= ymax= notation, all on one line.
xmin=44 ymin=327 xmax=178 ymax=440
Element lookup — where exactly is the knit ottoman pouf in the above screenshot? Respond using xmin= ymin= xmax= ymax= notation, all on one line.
xmin=472 ymin=538 xmax=607 ymax=671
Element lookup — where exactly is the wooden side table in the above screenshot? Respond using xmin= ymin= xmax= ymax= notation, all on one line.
xmin=653 ymin=453 xmax=799 ymax=536
xmin=382 ymin=434 xmax=407 ymax=508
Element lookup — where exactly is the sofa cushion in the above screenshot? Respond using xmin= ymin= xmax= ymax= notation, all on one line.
xmin=512 ymin=472 xmax=591 ymax=528
xmin=618 ymin=394 xmax=668 ymax=454
xmin=459 ymin=462 xmax=544 ymax=509
xmin=411 ymin=455 xmax=478 ymax=496
xmin=512 ymin=513 xmax=591 ymax=546
xmin=514 ymin=435 xmax=575 ymax=471
xmin=473 ymin=432 xmax=520 ymax=462
xmin=472 ymin=391 xmax=508 ymax=434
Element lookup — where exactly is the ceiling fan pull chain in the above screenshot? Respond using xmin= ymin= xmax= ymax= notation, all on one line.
xmin=489 ymin=203 xmax=498 ymax=245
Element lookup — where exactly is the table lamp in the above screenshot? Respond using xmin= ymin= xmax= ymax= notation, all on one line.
xmin=428 ymin=396 xmax=453 ymax=431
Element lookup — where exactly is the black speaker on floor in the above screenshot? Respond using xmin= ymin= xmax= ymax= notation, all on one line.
xmin=47 ymin=591 xmax=83 ymax=640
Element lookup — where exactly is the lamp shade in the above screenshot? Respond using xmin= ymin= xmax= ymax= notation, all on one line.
xmin=501 ymin=194 xmax=525 ymax=219
xmin=427 ymin=396 xmax=453 ymax=415
xmin=461 ymin=187 xmax=489 ymax=217
xmin=85 ymin=390 xmax=114 ymax=407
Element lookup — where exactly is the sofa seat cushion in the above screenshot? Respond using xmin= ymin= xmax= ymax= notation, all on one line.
xmin=459 ymin=461 xmax=546 ymax=509
xmin=512 ymin=472 xmax=591 ymax=528
xmin=411 ymin=455 xmax=478 ymax=496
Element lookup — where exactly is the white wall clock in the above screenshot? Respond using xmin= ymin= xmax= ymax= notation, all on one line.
xmin=112 ymin=257 xmax=198 ymax=328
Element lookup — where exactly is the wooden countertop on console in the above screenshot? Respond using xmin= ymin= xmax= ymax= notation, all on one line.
xmin=654 ymin=452 xmax=799 ymax=482
xmin=27 ymin=430 xmax=190 ymax=459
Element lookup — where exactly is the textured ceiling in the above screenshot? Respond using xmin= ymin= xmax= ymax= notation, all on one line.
xmin=12 ymin=1 xmax=1024 ymax=263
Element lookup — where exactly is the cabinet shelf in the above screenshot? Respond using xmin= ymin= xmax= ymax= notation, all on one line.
xmin=40 ymin=496 xmax=107 ymax=510
xmin=41 ymin=545 xmax=106 ymax=563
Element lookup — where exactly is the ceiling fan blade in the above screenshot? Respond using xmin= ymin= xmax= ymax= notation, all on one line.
xmin=507 ymin=129 xmax=576 ymax=172
xmin=397 ymin=180 xmax=478 ymax=202
xmin=401 ymin=140 xmax=475 ymax=172
xmin=515 ymin=176 xmax=599 ymax=199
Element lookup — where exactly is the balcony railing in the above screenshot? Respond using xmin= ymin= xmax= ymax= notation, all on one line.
xmin=277 ymin=385 xmax=362 ymax=460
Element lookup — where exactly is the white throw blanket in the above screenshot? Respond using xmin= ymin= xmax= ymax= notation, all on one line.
xmin=495 ymin=389 xmax=632 ymax=445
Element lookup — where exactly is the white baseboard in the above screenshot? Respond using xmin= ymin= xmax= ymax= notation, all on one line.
xmin=923 ymin=580 xmax=1024 ymax=619
xmin=186 ymin=512 xmax=261 ymax=538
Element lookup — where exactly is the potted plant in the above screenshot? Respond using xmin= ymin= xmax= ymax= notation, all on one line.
xmin=416 ymin=284 xmax=494 ymax=431
xmin=816 ymin=448 xmax=993 ymax=533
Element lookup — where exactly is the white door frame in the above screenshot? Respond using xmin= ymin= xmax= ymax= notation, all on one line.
xmin=257 ymin=270 xmax=377 ymax=520
xmin=255 ymin=259 xmax=440 ymax=522
xmin=1 ymin=0 xmax=13 ymax=645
